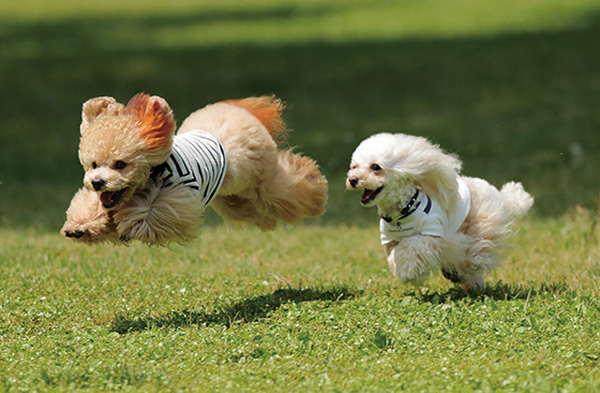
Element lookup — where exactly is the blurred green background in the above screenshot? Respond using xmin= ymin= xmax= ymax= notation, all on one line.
xmin=1 ymin=0 xmax=600 ymax=230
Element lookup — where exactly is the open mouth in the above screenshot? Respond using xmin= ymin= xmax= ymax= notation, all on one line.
xmin=100 ymin=188 xmax=127 ymax=209
xmin=361 ymin=186 xmax=383 ymax=205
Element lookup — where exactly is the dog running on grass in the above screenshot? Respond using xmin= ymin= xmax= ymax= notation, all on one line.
xmin=61 ymin=93 xmax=328 ymax=245
xmin=346 ymin=132 xmax=533 ymax=289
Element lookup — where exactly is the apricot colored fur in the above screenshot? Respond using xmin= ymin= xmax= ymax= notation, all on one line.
xmin=62 ymin=94 xmax=328 ymax=245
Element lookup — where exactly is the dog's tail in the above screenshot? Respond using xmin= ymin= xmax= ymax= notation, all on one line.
xmin=500 ymin=182 xmax=534 ymax=219
xmin=220 ymin=96 xmax=287 ymax=145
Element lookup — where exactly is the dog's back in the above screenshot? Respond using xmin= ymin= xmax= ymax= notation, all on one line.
xmin=178 ymin=96 xmax=328 ymax=230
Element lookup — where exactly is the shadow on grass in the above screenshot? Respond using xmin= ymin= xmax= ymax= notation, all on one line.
xmin=110 ymin=286 xmax=360 ymax=334
xmin=413 ymin=281 xmax=570 ymax=305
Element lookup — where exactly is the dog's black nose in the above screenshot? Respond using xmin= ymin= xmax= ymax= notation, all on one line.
xmin=65 ymin=230 xmax=85 ymax=238
xmin=348 ymin=177 xmax=359 ymax=188
xmin=92 ymin=178 xmax=106 ymax=191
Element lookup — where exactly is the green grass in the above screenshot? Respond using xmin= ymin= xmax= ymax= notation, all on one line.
xmin=1 ymin=214 xmax=600 ymax=391
xmin=1 ymin=0 xmax=600 ymax=391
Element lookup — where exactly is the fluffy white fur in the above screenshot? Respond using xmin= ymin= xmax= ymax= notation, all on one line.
xmin=61 ymin=93 xmax=328 ymax=245
xmin=346 ymin=132 xmax=533 ymax=289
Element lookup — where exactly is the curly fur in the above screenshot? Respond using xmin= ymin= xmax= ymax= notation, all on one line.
xmin=62 ymin=93 xmax=328 ymax=245
xmin=347 ymin=132 xmax=533 ymax=289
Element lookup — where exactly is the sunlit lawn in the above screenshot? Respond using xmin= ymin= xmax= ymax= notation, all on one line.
xmin=1 ymin=213 xmax=600 ymax=391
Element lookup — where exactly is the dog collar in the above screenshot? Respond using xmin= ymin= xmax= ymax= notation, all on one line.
xmin=150 ymin=161 xmax=168 ymax=182
xmin=380 ymin=188 xmax=425 ymax=225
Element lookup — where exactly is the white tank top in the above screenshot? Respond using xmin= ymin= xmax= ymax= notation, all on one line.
xmin=380 ymin=179 xmax=470 ymax=245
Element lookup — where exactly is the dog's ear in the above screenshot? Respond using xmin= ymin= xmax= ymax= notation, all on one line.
xmin=416 ymin=154 xmax=462 ymax=211
xmin=126 ymin=93 xmax=175 ymax=150
xmin=81 ymin=97 xmax=123 ymax=132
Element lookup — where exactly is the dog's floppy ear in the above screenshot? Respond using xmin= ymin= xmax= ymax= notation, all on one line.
xmin=81 ymin=97 xmax=123 ymax=132
xmin=126 ymin=93 xmax=175 ymax=150
xmin=416 ymin=153 xmax=462 ymax=211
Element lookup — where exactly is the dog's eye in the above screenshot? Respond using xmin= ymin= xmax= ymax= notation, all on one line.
xmin=370 ymin=163 xmax=382 ymax=172
xmin=114 ymin=161 xmax=127 ymax=170
xmin=92 ymin=162 xmax=97 ymax=169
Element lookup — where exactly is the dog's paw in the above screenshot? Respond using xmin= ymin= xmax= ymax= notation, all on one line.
xmin=63 ymin=187 xmax=114 ymax=243
xmin=62 ymin=228 xmax=96 ymax=243
xmin=61 ymin=221 xmax=110 ymax=243
xmin=64 ymin=229 xmax=86 ymax=239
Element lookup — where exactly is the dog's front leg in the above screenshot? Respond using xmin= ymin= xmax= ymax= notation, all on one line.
xmin=62 ymin=187 xmax=114 ymax=243
xmin=384 ymin=235 xmax=445 ymax=286
xmin=114 ymin=184 xmax=203 ymax=245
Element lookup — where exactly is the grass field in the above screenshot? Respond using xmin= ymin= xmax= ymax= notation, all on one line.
xmin=1 ymin=0 xmax=600 ymax=391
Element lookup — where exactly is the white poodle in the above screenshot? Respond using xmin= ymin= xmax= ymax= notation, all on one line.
xmin=346 ymin=133 xmax=533 ymax=289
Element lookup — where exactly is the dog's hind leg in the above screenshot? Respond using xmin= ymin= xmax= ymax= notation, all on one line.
xmin=210 ymin=195 xmax=277 ymax=230
xmin=252 ymin=150 xmax=328 ymax=225
xmin=210 ymin=150 xmax=327 ymax=229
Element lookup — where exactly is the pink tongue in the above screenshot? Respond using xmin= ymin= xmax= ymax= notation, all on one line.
xmin=100 ymin=191 xmax=116 ymax=205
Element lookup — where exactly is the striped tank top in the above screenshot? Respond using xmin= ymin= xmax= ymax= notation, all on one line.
xmin=153 ymin=130 xmax=227 ymax=208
